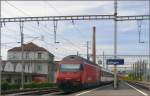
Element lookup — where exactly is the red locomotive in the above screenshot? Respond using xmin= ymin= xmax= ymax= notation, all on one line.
xmin=56 ymin=55 xmax=113 ymax=92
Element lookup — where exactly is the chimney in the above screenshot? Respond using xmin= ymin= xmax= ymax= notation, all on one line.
xmin=92 ymin=26 xmax=96 ymax=63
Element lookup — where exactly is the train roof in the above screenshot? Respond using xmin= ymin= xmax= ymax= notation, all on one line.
xmin=62 ymin=55 xmax=100 ymax=67
xmin=61 ymin=55 xmax=114 ymax=75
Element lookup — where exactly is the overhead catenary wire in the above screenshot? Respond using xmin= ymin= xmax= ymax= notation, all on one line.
xmin=5 ymin=1 xmax=31 ymax=16
xmin=1 ymin=0 xmax=150 ymax=81
xmin=5 ymin=1 xmax=55 ymax=38
xmin=2 ymin=26 xmax=45 ymax=44
xmin=3 ymin=26 xmax=80 ymax=53
xmin=2 ymin=25 xmax=44 ymax=40
xmin=2 ymin=1 xmax=149 ymax=57
xmin=5 ymin=1 xmax=53 ymax=38
xmin=43 ymin=1 xmax=78 ymax=45
xmin=5 ymin=1 xmax=82 ymax=52
xmin=2 ymin=1 xmax=86 ymax=60
xmin=44 ymin=1 xmax=86 ymax=40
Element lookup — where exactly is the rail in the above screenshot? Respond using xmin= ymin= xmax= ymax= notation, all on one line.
xmin=128 ymin=81 xmax=150 ymax=90
xmin=2 ymin=87 xmax=60 ymax=95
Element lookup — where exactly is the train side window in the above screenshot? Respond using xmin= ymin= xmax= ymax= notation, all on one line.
xmin=80 ymin=64 xmax=84 ymax=70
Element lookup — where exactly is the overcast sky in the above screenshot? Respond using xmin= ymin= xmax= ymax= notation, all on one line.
xmin=1 ymin=1 xmax=149 ymax=62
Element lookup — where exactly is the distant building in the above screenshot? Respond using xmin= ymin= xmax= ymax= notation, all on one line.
xmin=1 ymin=42 xmax=55 ymax=84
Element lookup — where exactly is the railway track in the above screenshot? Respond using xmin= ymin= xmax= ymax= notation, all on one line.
xmin=6 ymin=82 xmax=113 ymax=96
xmin=19 ymin=88 xmax=61 ymax=95
xmin=4 ymin=88 xmax=61 ymax=96
xmin=127 ymin=81 xmax=150 ymax=90
xmin=56 ymin=81 xmax=114 ymax=96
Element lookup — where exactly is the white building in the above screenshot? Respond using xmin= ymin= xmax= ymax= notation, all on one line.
xmin=2 ymin=42 xmax=55 ymax=84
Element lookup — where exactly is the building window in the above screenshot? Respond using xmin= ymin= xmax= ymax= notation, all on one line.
xmin=26 ymin=52 xmax=29 ymax=59
xmin=12 ymin=53 xmax=16 ymax=59
xmin=37 ymin=64 xmax=42 ymax=71
xmin=37 ymin=53 xmax=42 ymax=59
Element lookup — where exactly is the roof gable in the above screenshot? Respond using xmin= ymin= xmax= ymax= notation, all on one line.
xmin=8 ymin=42 xmax=48 ymax=52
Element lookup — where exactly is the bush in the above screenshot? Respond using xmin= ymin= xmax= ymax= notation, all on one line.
xmin=24 ymin=82 xmax=37 ymax=89
xmin=1 ymin=82 xmax=20 ymax=91
xmin=1 ymin=82 xmax=9 ymax=91
xmin=1 ymin=82 xmax=57 ymax=91
xmin=9 ymin=84 xmax=20 ymax=90
xmin=24 ymin=82 xmax=57 ymax=89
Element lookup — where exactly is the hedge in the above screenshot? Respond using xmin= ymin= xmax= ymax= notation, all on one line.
xmin=1 ymin=82 xmax=57 ymax=91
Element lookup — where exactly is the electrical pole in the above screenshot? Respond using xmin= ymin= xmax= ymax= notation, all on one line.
xmin=148 ymin=0 xmax=150 ymax=81
xmin=136 ymin=63 xmax=137 ymax=80
xmin=145 ymin=61 xmax=147 ymax=81
xmin=92 ymin=26 xmax=96 ymax=64
xmin=114 ymin=0 xmax=118 ymax=89
xmin=135 ymin=63 xmax=137 ymax=80
xmin=20 ymin=21 xmax=24 ymax=90
xmin=102 ymin=51 xmax=105 ymax=68
xmin=0 ymin=23 xmax=1 ymax=96
xmin=0 ymin=0 xmax=2 ymax=94
xmin=87 ymin=41 xmax=89 ymax=60
xmin=133 ymin=63 xmax=134 ymax=80
xmin=138 ymin=61 xmax=140 ymax=80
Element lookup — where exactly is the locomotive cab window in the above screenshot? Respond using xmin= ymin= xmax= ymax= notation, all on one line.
xmin=60 ymin=64 xmax=82 ymax=72
xmin=80 ymin=64 xmax=84 ymax=70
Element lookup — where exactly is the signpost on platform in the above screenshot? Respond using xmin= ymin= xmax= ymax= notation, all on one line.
xmin=107 ymin=59 xmax=124 ymax=65
xmin=107 ymin=59 xmax=124 ymax=89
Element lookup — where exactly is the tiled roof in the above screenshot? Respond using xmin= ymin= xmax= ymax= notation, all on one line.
xmin=8 ymin=42 xmax=50 ymax=52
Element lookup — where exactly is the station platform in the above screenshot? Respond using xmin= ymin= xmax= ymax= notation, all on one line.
xmin=66 ymin=81 xmax=150 ymax=96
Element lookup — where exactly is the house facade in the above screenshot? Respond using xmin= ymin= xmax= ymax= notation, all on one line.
xmin=1 ymin=42 xmax=55 ymax=84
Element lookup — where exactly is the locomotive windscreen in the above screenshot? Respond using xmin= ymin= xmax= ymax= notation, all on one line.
xmin=60 ymin=64 xmax=83 ymax=72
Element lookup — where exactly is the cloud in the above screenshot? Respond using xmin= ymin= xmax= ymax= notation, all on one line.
xmin=2 ymin=1 xmax=112 ymax=17
xmin=1 ymin=1 xmax=149 ymax=61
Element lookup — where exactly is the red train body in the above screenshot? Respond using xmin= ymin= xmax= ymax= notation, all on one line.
xmin=56 ymin=55 xmax=113 ymax=91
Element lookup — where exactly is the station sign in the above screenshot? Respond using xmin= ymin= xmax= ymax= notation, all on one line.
xmin=107 ymin=59 xmax=124 ymax=65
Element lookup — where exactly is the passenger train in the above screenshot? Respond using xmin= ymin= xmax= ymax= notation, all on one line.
xmin=56 ymin=55 xmax=114 ymax=92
